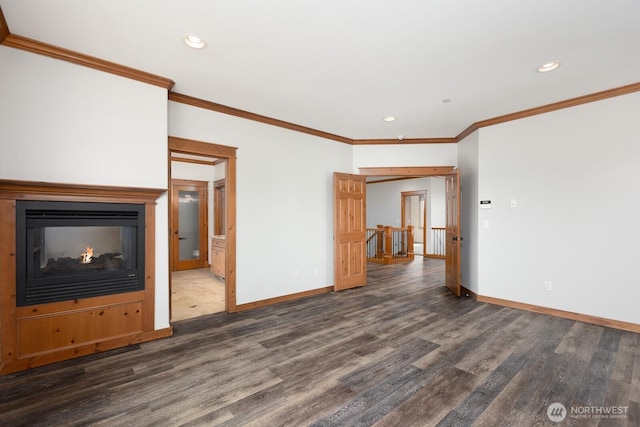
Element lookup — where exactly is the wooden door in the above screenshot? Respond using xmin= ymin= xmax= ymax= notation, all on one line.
xmin=334 ymin=172 xmax=367 ymax=291
xmin=171 ymin=179 xmax=208 ymax=271
xmin=445 ymin=170 xmax=461 ymax=296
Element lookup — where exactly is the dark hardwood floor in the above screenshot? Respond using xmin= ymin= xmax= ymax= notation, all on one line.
xmin=1 ymin=259 xmax=639 ymax=426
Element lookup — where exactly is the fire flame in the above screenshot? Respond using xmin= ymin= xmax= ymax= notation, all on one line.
xmin=80 ymin=246 xmax=94 ymax=264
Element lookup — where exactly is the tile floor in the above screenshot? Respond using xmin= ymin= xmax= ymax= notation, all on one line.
xmin=171 ymin=268 xmax=225 ymax=321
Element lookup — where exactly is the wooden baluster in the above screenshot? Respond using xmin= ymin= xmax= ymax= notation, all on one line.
xmin=376 ymin=224 xmax=384 ymax=260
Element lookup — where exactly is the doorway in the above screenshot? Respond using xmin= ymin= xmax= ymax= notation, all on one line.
xmin=401 ymin=190 xmax=427 ymax=257
xmin=358 ymin=166 xmax=462 ymax=297
xmin=168 ymin=136 xmax=238 ymax=320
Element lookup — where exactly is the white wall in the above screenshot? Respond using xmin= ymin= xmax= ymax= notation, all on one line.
xmin=458 ymin=130 xmax=480 ymax=293
xmin=476 ymin=92 xmax=640 ymax=324
xmin=428 ymin=177 xmax=445 ymax=228
xmin=168 ymin=101 xmax=353 ymax=304
xmin=366 ymin=178 xmax=431 ymax=228
xmin=0 ymin=47 xmax=170 ymax=329
xmin=352 ymin=143 xmax=458 ymax=172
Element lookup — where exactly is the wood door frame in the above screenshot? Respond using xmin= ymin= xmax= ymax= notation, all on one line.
xmin=169 ymin=136 xmax=238 ymax=313
xmin=171 ymin=179 xmax=209 ymax=271
xmin=359 ymin=166 xmax=461 ymax=296
xmin=401 ymin=190 xmax=427 ymax=257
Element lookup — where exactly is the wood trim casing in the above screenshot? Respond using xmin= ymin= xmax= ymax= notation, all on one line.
xmin=225 ymin=156 xmax=237 ymax=312
xmin=169 ymin=136 xmax=237 ymax=159
xmin=0 ymin=180 xmax=166 ymax=202
xmin=459 ymin=284 xmax=639 ymax=333
xmin=171 ymin=157 xmax=217 ymax=167
xmin=168 ymin=137 xmax=238 ymax=313
xmin=0 ymin=5 xmax=9 ymax=43
xmin=367 ymin=176 xmax=424 ymax=185
xmin=477 ymin=294 xmax=640 ymax=334
xmin=352 ymin=137 xmax=456 ymax=145
xmin=1 ymin=34 xmax=174 ymax=90
xmin=169 ymin=92 xmax=352 ymax=144
xmin=359 ymin=166 xmax=456 ymax=176
xmin=236 ymin=286 xmax=334 ymax=312
xmin=455 ymin=82 xmax=640 ymax=142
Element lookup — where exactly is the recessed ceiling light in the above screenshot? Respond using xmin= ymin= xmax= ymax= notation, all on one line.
xmin=537 ymin=61 xmax=560 ymax=73
xmin=183 ymin=34 xmax=207 ymax=49
xmin=383 ymin=116 xmax=396 ymax=122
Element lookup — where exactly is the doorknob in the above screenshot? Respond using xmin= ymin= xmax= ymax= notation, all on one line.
xmin=452 ymin=236 xmax=458 ymax=241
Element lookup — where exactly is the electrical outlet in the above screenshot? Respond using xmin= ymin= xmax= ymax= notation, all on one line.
xmin=314 ymin=267 xmax=319 ymax=276
xmin=544 ymin=281 xmax=552 ymax=291
xmin=294 ymin=270 xmax=300 ymax=279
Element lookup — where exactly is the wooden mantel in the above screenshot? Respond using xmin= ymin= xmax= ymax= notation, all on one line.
xmin=0 ymin=180 xmax=171 ymax=374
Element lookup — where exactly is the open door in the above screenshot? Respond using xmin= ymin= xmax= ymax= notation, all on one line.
xmin=445 ymin=169 xmax=462 ymax=296
xmin=333 ymin=172 xmax=367 ymax=291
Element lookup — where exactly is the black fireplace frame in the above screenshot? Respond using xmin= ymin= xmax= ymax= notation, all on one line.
xmin=16 ymin=200 xmax=145 ymax=306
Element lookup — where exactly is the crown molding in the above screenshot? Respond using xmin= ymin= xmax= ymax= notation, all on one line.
xmin=169 ymin=92 xmax=353 ymax=144
xmin=172 ymin=81 xmax=640 ymax=146
xmin=352 ymin=137 xmax=456 ymax=145
xmin=455 ymin=82 xmax=640 ymax=142
xmin=0 ymin=6 xmax=9 ymax=43
xmin=1 ymin=33 xmax=174 ymax=90
xmin=359 ymin=166 xmax=456 ymax=176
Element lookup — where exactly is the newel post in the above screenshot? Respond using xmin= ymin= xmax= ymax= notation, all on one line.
xmin=383 ymin=225 xmax=393 ymax=265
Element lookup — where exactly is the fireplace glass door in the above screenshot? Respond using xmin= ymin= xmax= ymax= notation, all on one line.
xmin=16 ymin=201 xmax=145 ymax=306
xmin=29 ymin=225 xmax=136 ymax=279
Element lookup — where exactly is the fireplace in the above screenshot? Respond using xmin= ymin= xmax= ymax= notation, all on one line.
xmin=0 ymin=180 xmax=168 ymax=375
xmin=16 ymin=200 xmax=145 ymax=306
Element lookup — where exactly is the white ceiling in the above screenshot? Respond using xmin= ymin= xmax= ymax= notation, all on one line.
xmin=2 ymin=0 xmax=639 ymax=140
